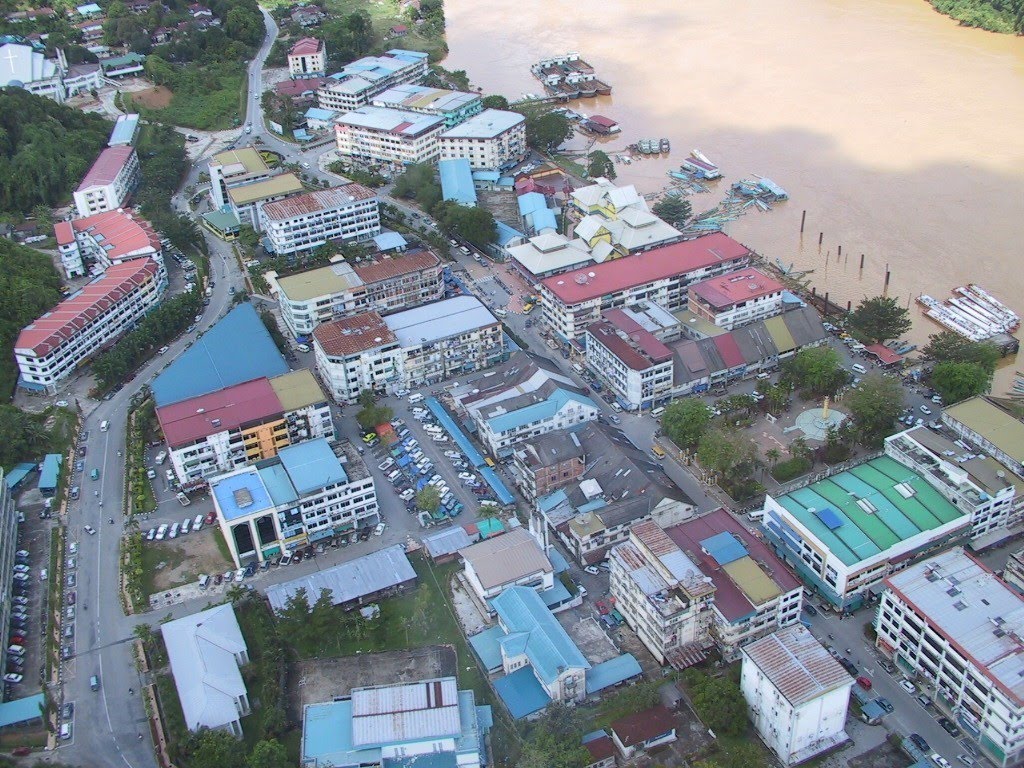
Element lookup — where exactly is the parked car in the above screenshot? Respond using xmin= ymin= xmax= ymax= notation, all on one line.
xmin=803 ymin=603 xmax=818 ymax=616
xmin=910 ymin=734 xmax=931 ymax=753
xmin=373 ymin=523 xmax=386 ymax=536
xmin=875 ymin=697 xmax=894 ymax=714
xmin=584 ymin=565 xmax=600 ymax=575
xmin=939 ymin=717 xmax=961 ymax=737
xmin=83 ymin=525 xmax=96 ymax=535
xmin=856 ymin=676 xmax=872 ymax=690
xmin=900 ymin=679 xmax=917 ymax=695
xmin=931 ymin=755 xmax=952 ymax=768
xmin=879 ymin=659 xmax=896 ymax=674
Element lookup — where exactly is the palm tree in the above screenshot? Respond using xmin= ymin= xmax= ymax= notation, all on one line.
xmin=765 ymin=448 xmax=781 ymax=468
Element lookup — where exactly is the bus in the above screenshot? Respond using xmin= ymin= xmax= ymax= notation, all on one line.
xmin=650 ymin=445 xmax=666 ymax=460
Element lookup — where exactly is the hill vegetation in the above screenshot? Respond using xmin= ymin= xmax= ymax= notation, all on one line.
xmin=0 ymin=89 xmax=110 ymax=215
xmin=0 ymin=238 xmax=63 ymax=397
xmin=928 ymin=0 xmax=1024 ymax=33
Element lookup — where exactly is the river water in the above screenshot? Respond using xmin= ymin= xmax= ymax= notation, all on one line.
xmin=442 ymin=0 xmax=1024 ymax=387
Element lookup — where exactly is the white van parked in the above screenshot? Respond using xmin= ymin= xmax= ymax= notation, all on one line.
xmin=851 ymin=363 xmax=867 ymax=375
xmin=408 ymin=393 xmax=424 ymax=405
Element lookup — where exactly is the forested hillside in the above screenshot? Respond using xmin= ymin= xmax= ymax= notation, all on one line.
xmin=0 ymin=89 xmax=110 ymax=214
xmin=0 ymin=238 xmax=63 ymax=396
xmin=929 ymin=0 xmax=1024 ymax=33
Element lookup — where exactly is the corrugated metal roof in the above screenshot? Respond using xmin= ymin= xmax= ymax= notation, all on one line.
xmin=384 ymin=296 xmax=497 ymax=347
xmin=351 ymin=678 xmax=461 ymax=747
xmin=277 ymin=439 xmax=347 ymax=495
xmin=742 ymin=625 xmax=852 ymax=706
xmin=266 ymin=545 xmax=416 ymax=612
xmin=459 ymin=528 xmax=552 ymax=590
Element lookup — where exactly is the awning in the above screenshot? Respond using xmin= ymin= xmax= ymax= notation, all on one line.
xmin=666 ymin=643 xmax=708 ymax=670
xmin=865 ymin=343 xmax=902 ymax=366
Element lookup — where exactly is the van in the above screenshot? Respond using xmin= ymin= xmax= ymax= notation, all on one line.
xmin=155 ymin=451 xmax=167 ymax=465
xmin=198 ymin=574 xmax=210 ymax=589
xmin=650 ymin=406 xmax=666 ymax=419
xmin=610 ymin=402 xmax=623 ymax=413
xmin=651 ymin=445 xmax=667 ymax=460
xmin=296 ymin=343 xmax=310 ymax=353
xmin=165 ymin=469 xmax=175 ymax=483
xmin=408 ymin=393 xmax=424 ymax=405
xmin=60 ymin=722 xmax=72 ymax=740
xmin=851 ymin=363 xmax=867 ymax=375
xmin=176 ymin=492 xmax=191 ymax=506
xmin=756 ymin=372 xmax=771 ymax=380
xmin=494 ymin=309 xmax=507 ymax=318
xmin=90 ymin=675 xmax=100 ymax=691
xmin=100 ymin=420 xmax=109 ymax=432
xmin=7 ymin=645 xmax=25 ymax=656
xmin=387 ymin=470 xmax=401 ymax=482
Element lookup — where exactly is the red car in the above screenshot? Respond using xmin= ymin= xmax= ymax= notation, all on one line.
xmin=856 ymin=676 xmax=872 ymax=690
xmin=9 ymin=636 xmax=24 ymax=645
xmin=204 ymin=511 xmax=216 ymax=526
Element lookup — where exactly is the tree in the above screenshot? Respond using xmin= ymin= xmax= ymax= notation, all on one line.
xmin=765 ymin=447 xmax=781 ymax=467
xmin=481 ymin=94 xmax=509 ymax=109
xmin=479 ymin=503 xmax=500 ymax=520
xmin=848 ymin=296 xmax=912 ymax=343
xmin=661 ymin=399 xmax=711 ymax=449
xmin=931 ymin=361 xmax=990 ymax=403
xmin=183 ymin=729 xmax=247 ymax=768
xmin=392 ymin=163 xmax=442 ymax=211
xmin=846 ymin=372 xmax=904 ymax=446
xmin=784 ymin=346 xmax=845 ymax=395
xmin=518 ymin=703 xmax=590 ymax=768
xmin=697 ymin=428 xmax=757 ymax=480
xmin=248 ymin=740 xmax=291 ymax=768
xmin=923 ymin=331 xmax=1000 ymax=373
xmin=433 ymin=202 xmax=497 ymax=247
xmin=586 ymin=150 xmax=615 ymax=180
xmin=416 ymin=486 xmax=441 ymax=514
xmin=524 ymin=110 xmax=574 ymax=152
xmin=355 ymin=391 xmax=393 ymax=432
xmin=652 ymin=195 xmax=692 ymax=226
xmin=685 ymin=672 xmax=748 ymax=736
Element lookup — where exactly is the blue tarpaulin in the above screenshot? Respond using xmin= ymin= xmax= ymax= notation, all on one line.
xmin=425 ymin=397 xmax=515 ymax=504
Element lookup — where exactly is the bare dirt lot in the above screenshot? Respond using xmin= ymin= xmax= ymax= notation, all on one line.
xmin=130 ymin=86 xmax=173 ymax=109
xmin=144 ymin=529 xmax=232 ymax=593
xmin=287 ymin=646 xmax=457 ymax=719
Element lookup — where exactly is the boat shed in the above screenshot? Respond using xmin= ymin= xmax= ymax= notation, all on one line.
xmin=864 ymin=343 xmax=903 ymax=366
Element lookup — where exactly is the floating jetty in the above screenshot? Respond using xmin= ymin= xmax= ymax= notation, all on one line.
xmin=681 ymin=149 xmax=721 ymax=179
xmin=731 ymin=175 xmax=788 ymax=201
xmin=531 ymin=53 xmax=612 ymax=99
xmin=916 ymin=286 xmax=1020 ymax=342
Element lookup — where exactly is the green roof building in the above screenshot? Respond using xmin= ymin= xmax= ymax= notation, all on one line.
xmin=760 ymin=456 xmax=971 ymax=610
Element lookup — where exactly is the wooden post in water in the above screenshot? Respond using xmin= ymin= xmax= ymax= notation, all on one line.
xmin=847 ymin=300 xmax=852 ymax=312
xmin=859 ymin=253 xmax=865 ymax=269
xmin=824 ymin=292 xmax=830 ymax=315
xmin=818 ymin=232 xmax=824 ymax=247
xmin=800 ymin=210 xmax=807 ymax=233
xmin=884 ymin=263 xmax=891 ymax=291
xmin=838 ymin=244 xmax=842 ymax=258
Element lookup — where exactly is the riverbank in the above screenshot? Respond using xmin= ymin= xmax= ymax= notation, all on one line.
xmin=927 ymin=0 xmax=1024 ymax=34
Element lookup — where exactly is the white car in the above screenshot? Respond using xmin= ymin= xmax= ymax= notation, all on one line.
xmin=83 ymin=525 xmax=96 ymax=535
xmin=432 ymin=435 xmax=449 ymax=443
xmin=899 ymin=679 xmax=917 ymax=695
xmin=584 ymin=565 xmax=600 ymax=575
xmin=373 ymin=523 xmax=386 ymax=536
xmin=399 ymin=489 xmax=415 ymax=501
xmin=458 ymin=472 xmax=475 ymax=481
xmin=168 ymin=522 xmax=179 ymax=539
xmin=920 ymin=405 xmax=933 ymax=415
xmin=156 ymin=523 xmax=168 ymax=540
xmin=931 ymin=755 xmax=952 ymax=768
xmin=378 ymin=458 xmax=396 ymax=471
xmin=146 ymin=528 xmax=156 ymax=541
xmin=193 ymin=514 xmax=204 ymax=531
xmin=181 ymin=518 xmax=190 ymax=535
xmin=444 ymin=451 xmax=461 ymax=459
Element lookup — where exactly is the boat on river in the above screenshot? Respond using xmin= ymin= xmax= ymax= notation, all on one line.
xmin=682 ymin=150 xmax=721 ymax=179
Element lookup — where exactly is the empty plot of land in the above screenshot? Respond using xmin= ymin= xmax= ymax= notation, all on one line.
xmin=562 ymin=614 xmax=619 ymax=665
xmin=288 ymin=645 xmax=457 ymax=718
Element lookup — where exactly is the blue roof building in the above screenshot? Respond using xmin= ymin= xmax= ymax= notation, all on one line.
xmin=518 ymin=192 xmax=557 ymax=234
xmin=38 ymin=454 xmax=62 ymax=496
xmin=151 ymin=304 xmax=288 ymax=406
xmin=439 ymin=158 xmax=477 ymax=207
xmin=301 ymin=677 xmax=491 ymax=768
xmin=107 ymin=113 xmax=139 ymax=147
xmin=487 ymin=586 xmax=590 ymax=714
xmin=209 ymin=438 xmax=379 ymax=566
xmin=4 ymin=462 xmax=36 ymax=492
xmin=472 ymin=383 xmax=599 ymax=459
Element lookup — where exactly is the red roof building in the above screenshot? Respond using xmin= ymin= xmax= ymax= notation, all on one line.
xmin=56 ymin=208 xmax=161 ymax=274
xmin=609 ymin=705 xmax=677 ymax=758
xmin=156 ymin=377 xmax=283 ymax=447
xmin=275 ymin=77 xmax=327 ymax=100
xmin=73 ymin=145 xmax=141 ymax=217
xmin=15 ymin=258 xmax=165 ymax=391
xmin=312 ymin=312 xmax=397 ymax=358
xmin=289 ymin=36 xmax=322 ymax=56
xmin=687 ymin=267 xmax=785 ymax=330
xmin=864 ymin=343 xmax=902 ymax=366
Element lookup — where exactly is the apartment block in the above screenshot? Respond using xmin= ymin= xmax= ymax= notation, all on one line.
xmin=15 ymin=258 xmax=167 ymax=393
xmin=741 ymin=626 xmax=852 ymax=766
xmin=73 ymin=145 xmax=140 ymax=217
xmin=437 ymin=109 xmax=527 ymax=170
xmin=207 ymin=148 xmax=276 ymax=210
xmin=584 ymin=310 xmax=675 ymax=411
xmin=317 ymin=49 xmax=428 ymax=112
xmin=311 ymin=311 xmax=403 ymax=404
xmin=942 ymin=397 xmax=1024 ymax=477
xmin=258 ymin=184 xmax=380 ymax=256
xmin=687 ymin=267 xmax=785 ymax=330
xmin=511 ymin=431 xmax=586 ymax=502
xmin=540 ymin=233 xmax=752 ymax=340
xmin=54 ymin=208 xmax=162 ymax=279
xmin=275 ymin=248 xmax=443 ymax=337
xmin=874 ymin=548 xmax=1024 ymax=767
xmin=288 ymin=36 xmax=325 ymax=78
xmin=156 ymin=370 xmax=335 ymax=487
xmin=210 ymin=439 xmax=379 ymax=566
xmin=885 ymin=426 xmax=1024 ymax=548
xmin=760 ymin=455 xmax=971 ymax=611
xmin=372 ymin=83 xmax=482 ymax=127
xmin=334 ymin=105 xmax=445 ymax=166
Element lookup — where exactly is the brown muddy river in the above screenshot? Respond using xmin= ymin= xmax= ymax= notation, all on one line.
xmin=442 ymin=0 xmax=1024 ymax=387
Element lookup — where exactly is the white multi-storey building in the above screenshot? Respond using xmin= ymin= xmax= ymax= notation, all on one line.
xmin=207 ymin=148 xmax=277 ymax=210
xmin=741 ymin=626 xmax=853 ymax=766
xmin=885 ymin=426 xmax=1024 ymax=548
xmin=317 ymin=49 xmax=428 ymax=112
xmin=156 ymin=370 xmax=335 ymax=487
xmin=687 ymin=267 xmax=786 ymax=331
xmin=437 ymin=109 xmax=526 ymax=170
xmin=258 ymin=184 xmax=380 ymax=256
xmin=275 ymin=248 xmax=443 ymax=337
xmin=72 ymin=145 xmax=141 ymax=217
xmin=760 ymin=455 xmax=972 ymax=611
xmin=210 ymin=438 xmax=379 ymax=566
xmin=540 ymin=233 xmax=752 ymax=341
xmin=875 ymin=548 xmax=1024 ymax=767
xmin=288 ymin=36 xmax=326 ymax=78
xmin=54 ymin=208 xmax=162 ymax=278
xmin=372 ymin=83 xmax=482 ymax=128
xmin=311 ymin=311 xmax=403 ymax=404
xmin=15 ymin=258 xmax=166 ymax=393
xmin=584 ymin=312 xmax=675 ymax=411
xmin=334 ymin=106 xmax=445 ymax=166
xmin=313 ymin=296 xmax=505 ymax=399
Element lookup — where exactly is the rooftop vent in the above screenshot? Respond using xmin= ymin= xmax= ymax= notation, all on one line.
xmin=233 ymin=488 xmax=254 ymax=508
